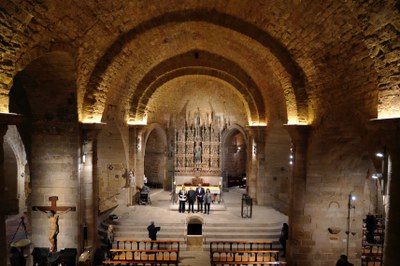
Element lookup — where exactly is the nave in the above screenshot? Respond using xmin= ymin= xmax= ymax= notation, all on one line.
xmin=101 ymin=187 xmax=288 ymax=266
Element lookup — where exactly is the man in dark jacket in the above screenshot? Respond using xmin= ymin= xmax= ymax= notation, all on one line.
xmin=365 ymin=212 xmax=377 ymax=243
xmin=187 ymin=187 xmax=197 ymax=213
xmin=195 ymin=184 xmax=205 ymax=213
xmin=336 ymin=254 xmax=354 ymax=266
xmin=147 ymin=221 xmax=160 ymax=249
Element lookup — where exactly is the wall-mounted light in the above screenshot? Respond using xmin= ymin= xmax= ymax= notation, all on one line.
xmin=82 ymin=139 xmax=88 ymax=164
xmin=372 ymin=173 xmax=382 ymax=179
xmin=137 ymin=135 xmax=142 ymax=151
xmin=289 ymin=143 xmax=294 ymax=165
xmin=375 ymin=152 xmax=384 ymax=158
xmin=82 ymin=152 xmax=87 ymax=164
xmin=252 ymin=142 xmax=257 ymax=156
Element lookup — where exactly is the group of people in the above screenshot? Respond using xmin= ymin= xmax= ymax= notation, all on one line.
xmin=178 ymin=184 xmax=212 ymax=214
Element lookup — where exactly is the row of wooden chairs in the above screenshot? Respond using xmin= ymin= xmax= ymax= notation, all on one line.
xmin=115 ymin=239 xmax=180 ymax=251
xmin=209 ymin=240 xmax=287 ymax=266
xmin=103 ymin=240 xmax=180 ymax=266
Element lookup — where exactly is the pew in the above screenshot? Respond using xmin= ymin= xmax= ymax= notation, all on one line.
xmin=210 ymin=250 xmax=281 ymax=266
xmin=210 ymin=240 xmax=273 ymax=251
xmin=104 ymin=249 xmax=178 ymax=265
xmin=361 ymin=243 xmax=383 ymax=266
xmin=116 ymin=239 xmax=180 ymax=251
xmin=104 ymin=239 xmax=180 ymax=266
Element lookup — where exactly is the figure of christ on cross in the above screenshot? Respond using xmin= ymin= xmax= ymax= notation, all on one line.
xmin=32 ymin=196 xmax=76 ymax=252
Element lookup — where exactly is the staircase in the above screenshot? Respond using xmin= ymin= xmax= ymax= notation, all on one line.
xmin=104 ymin=218 xmax=282 ymax=251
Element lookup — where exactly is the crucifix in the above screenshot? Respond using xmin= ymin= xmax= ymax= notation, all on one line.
xmin=32 ymin=196 xmax=76 ymax=252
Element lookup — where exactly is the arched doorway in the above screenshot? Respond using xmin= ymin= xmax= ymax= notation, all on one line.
xmin=222 ymin=127 xmax=247 ymax=188
xmin=144 ymin=125 xmax=167 ymax=189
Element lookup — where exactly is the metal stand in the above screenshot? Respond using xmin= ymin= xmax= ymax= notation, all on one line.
xmin=241 ymin=194 xmax=253 ymax=218
xmin=9 ymin=216 xmax=29 ymax=247
xmin=346 ymin=194 xmax=356 ymax=257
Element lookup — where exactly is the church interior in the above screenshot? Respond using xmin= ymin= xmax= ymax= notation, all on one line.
xmin=1 ymin=0 xmax=400 ymax=265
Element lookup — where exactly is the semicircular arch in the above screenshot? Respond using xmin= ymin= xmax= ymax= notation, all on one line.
xmin=82 ymin=9 xmax=307 ymax=124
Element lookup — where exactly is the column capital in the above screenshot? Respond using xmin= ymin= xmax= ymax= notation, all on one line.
xmin=0 ymin=113 xmax=24 ymax=125
xmin=368 ymin=118 xmax=400 ymax=155
xmin=245 ymin=125 xmax=267 ymax=140
xmin=0 ymin=113 xmax=23 ymax=138
xmin=80 ymin=122 xmax=106 ymax=141
xmin=283 ymin=124 xmax=310 ymax=144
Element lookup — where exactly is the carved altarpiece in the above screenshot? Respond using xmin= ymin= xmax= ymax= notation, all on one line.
xmin=174 ymin=108 xmax=229 ymax=176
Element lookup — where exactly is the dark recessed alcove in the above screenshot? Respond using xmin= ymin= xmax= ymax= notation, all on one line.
xmin=187 ymin=223 xmax=202 ymax=235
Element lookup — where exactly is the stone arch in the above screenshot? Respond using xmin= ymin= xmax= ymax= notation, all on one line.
xmin=130 ymin=50 xmax=267 ymax=124
xmin=4 ymin=125 xmax=29 ymax=216
xmin=221 ymin=124 xmax=249 ymax=187
xmin=186 ymin=215 xmax=204 ymax=236
xmin=82 ymin=9 xmax=307 ymax=124
xmin=0 ymin=43 xmax=76 ymax=112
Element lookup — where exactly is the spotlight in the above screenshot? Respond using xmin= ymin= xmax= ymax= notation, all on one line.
xmin=375 ymin=152 xmax=384 ymax=158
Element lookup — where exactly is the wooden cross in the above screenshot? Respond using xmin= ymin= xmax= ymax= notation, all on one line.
xmin=32 ymin=196 xmax=76 ymax=213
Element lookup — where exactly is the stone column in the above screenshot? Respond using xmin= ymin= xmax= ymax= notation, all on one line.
xmin=129 ymin=125 xmax=147 ymax=187
xmin=370 ymin=118 xmax=400 ymax=265
xmin=128 ymin=125 xmax=146 ymax=205
xmin=0 ymin=114 xmax=23 ymax=266
xmin=245 ymin=126 xmax=266 ymax=202
xmin=283 ymin=125 xmax=310 ymax=265
xmin=80 ymin=123 xmax=104 ymax=250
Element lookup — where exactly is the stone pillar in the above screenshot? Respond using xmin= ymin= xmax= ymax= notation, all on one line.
xmin=370 ymin=118 xmax=400 ymax=265
xmin=0 ymin=114 xmax=23 ymax=266
xmin=246 ymin=126 xmax=266 ymax=202
xmin=80 ymin=123 xmax=104 ymax=250
xmin=129 ymin=125 xmax=146 ymax=192
xmin=284 ymin=125 xmax=310 ymax=265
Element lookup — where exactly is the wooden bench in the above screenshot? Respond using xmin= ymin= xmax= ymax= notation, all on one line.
xmin=116 ymin=239 xmax=180 ymax=251
xmin=211 ymin=262 xmax=287 ymax=266
xmin=211 ymin=250 xmax=280 ymax=265
xmin=105 ymin=249 xmax=178 ymax=266
xmin=361 ymin=243 xmax=383 ymax=266
xmin=103 ymin=260 xmax=177 ymax=265
xmin=210 ymin=240 xmax=273 ymax=251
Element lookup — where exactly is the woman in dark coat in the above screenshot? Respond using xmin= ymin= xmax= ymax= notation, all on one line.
xmin=279 ymin=223 xmax=289 ymax=257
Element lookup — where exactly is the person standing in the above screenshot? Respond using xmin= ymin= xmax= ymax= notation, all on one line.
xmin=9 ymin=246 xmax=26 ymax=266
xmin=178 ymin=186 xmax=187 ymax=213
xmin=105 ymin=224 xmax=114 ymax=259
xmin=336 ymin=254 xmax=354 ymax=266
xmin=187 ymin=187 xmax=196 ymax=213
xmin=279 ymin=223 xmax=289 ymax=257
xmin=365 ymin=212 xmax=377 ymax=243
xmin=196 ymin=184 xmax=205 ymax=213
xmin=204 ymin=188 xmax=212 ymax=214
xmin=147 ymin=221 xmax=160 ymax=249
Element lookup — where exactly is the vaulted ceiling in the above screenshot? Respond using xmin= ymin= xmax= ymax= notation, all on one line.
xmin=2 ymin=0 xmax=399 ymax=126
